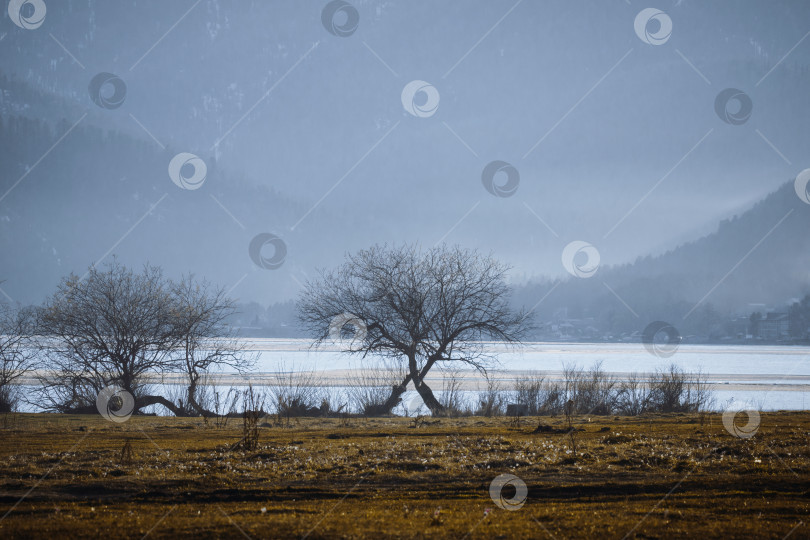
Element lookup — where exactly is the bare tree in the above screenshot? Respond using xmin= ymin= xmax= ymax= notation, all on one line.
xmin=35 ymin=262 xmax=179 ymax=413
xmin=35 ymin=260 xmax=251 ymax=416
xmin=298 ymin=244 xmax=530 ymax=415
xmin=172 ymin=275 xmax=254 ymax=417
xmin=0 ymin=302 xmax=36 ymax=412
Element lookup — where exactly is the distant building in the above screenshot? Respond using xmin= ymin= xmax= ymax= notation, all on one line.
xmin=756 ymin=312 xmax=790 ymax=340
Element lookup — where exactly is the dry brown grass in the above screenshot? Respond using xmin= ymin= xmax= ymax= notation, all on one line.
xmin=0 ymin=411 xmax=808 ymax=538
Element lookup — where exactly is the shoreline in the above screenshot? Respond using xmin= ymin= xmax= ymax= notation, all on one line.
xmin=14 ymin=369 xmax=810 ymax=393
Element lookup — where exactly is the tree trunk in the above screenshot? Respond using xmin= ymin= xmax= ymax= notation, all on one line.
xmin=63 ymin=404 xmax=98 ymax=415
xmin=413 ymin=375 xmax=444 ymax=416
xmin=366 ymin=373 xmax=411 ymax=416
xmin=137 ymin=395 xmax=186 ymax=416
xmin=65 ymin=395 xmax=188 ymax=417
xmin=407 ymin=353 xmax=444 ymax=416
xmin=187 ymin=388 xmax=216 ymax=418
xmin=185 ymin=377 xmax=216 ymax=418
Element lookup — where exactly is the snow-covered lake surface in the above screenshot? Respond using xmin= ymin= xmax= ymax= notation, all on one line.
xmin=244 ymin=339 xmax=810 ymax=375
xmin=16 ymin=340 xmax=810 ymax=412
xmin=239 ymin=339 xmax=810 ymax=411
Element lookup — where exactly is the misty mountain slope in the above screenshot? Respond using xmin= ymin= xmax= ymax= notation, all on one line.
xmin=516 ymin=180 xmax=810 ymax=335
xmin=0 ymin=71 xmax=537 ymax=306
xmin=3 ymin=0 xmax=809 ymax=282
xmin=0 ymin=73 xmax=459 ymax=306
xmin=3 ymin=0 xmax=810 ymax=323
xmin=0 ymin=109 xmax=317 ymax=305
xmin=618 ymin=181 xmax=810 ymax=301
xmin=2 ymin=91 xmax=809 ymax=325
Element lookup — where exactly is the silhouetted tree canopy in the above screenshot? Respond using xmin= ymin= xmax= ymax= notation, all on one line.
xmin=298 ymin=244 xmax=531 ymax=415
xmin=34 ymin=260 xmax=251 ymax=416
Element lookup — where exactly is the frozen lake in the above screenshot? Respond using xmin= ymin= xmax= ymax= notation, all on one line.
xmin=238 ymin=339 xmax=810 ymax=411
xmin=16 ymin=340 xmax=810 ymax=412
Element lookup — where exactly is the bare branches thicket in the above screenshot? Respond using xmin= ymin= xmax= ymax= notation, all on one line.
xmin=576 ymin=361 xmax=616 ymax=415
xmin=552 ymin=363 xmax=714 ymax=416
xmin=0 ymin=302 xmax=36 ymax=412
xmin=683 ymin=368 xmax=714 ymax=412
xmin=514 ymin=373 xmax=544 ymax=415
xmin=648 ymin=364 xmax=713 ymax=413
xmin=616 ymin=372 xmax=652 ymax=416
xmin=269 ymin=360 xmax=323 ymax=419
xmin=347 ymin=358 xmax=405 ymax=415
xmin=235 ymin=383 xmax=266 ymax=451
xmin=437 ymin=367 xmax=465 ymax=416
xmin=513 ymin=372 xmax=567 ymax=416
xmin=476 ymin=376 xmax=506 ymax=416
xmin=298 ymin=244 xmax=531 ymax=416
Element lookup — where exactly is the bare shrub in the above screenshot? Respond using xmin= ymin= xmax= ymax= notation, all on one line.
xmin=617 ymin=364 xmax=714 ymax=414
xmin=119 ymin=439 xmax=134 ymax=466
xmin=210 ymin=384 xmax=240 ymax=429
xmin=235 ymin=384 xmax=266 ymax=451
xmin=513 ymin=371 xmax=567 ymax=415
xmin=648 ymin=364 xmax=686 ymax=412
xmin=562 ymin=362 xmax=584 ymax=412
xmin=492 ymin=362 xmax=714 ymax=419
xmin=437 ymin=368 xmax=465 ymax=416
xmin=347 ymin=359 xmax=405 ymax=415
xmin=476 ymin=376 xmax=506 ymax=416
xmin=564 ymin=399 xmax=577 ymax=453
xmin=539 ymin=380 xmax=565 ymax=415
xmin=616 ymin=372 xmax=652 ymax=416
xmin=514 ymin=373 xmax=544 ymax=415
xmin=557 ymin=361 xmax=619 ymax=416
xmin=270 ymin=360 xmax=322 ymax=418
xmin=576 ymin=361 xmax=616 ymax=415
xmin=681 ymin=367 xmax=714 ymax=412
xmin=0 ymin=386 xmax=19 ymax=414
xmin=318 ymin=388 xmax=348 ymax=417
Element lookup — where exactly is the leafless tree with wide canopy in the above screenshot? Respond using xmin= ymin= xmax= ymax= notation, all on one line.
xmin=35 ymin=260 xmax=252 ymax=416
xmin=0 ymin=296 xmax=36 ymax=412
xmin=297 ymin=244 xmax=531 ymax=415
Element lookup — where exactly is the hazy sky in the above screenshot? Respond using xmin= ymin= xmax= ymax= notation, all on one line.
xmin=1 ymin=0 xmax=809 ymax=303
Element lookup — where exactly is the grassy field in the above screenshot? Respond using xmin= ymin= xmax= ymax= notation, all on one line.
xmin=0 ymin=412 xmax=808 ymax=539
